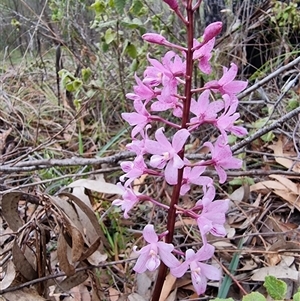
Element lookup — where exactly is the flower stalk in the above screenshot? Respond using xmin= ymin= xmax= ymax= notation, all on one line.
xmin=113 ymin=0 xmax=248 ymax=299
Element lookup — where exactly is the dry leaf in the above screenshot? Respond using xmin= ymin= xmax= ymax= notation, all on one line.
xmin=2 ymin=288 xmax=47 ymax=301
xmin=59 ymin=192 xmax=109 ymax=251
xmin=54 ymin=271 xmax=89 ymax=293
xmin=12 ymin=241 xmax=37 ymax=281
xmin=269 ymin=174 xmax=300 ymax=194
xmin=159 ymin=272 xmax=176 ymax=301
xmin=57 ymin=230 xmax=75 ymax=276
xmin=127 ymin=293 xmax=147 ymax=301
xmin=70 ymin=226 xmax=85 ymax=263
xmin=251 ymin=266 xmax=299 ymax=281
xmin=68 ymin=179 xmax=123 ymax=195
xmin=1 ymin=261 xmax=16 ymax=290
xmin=269 ymin=139 xmax=300 ymax=172
xmin=2 ymin=192 xmax=24 ymax=231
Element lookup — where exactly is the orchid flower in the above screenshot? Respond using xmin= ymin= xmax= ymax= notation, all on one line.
xmin=133 ymin=224 xmax=179 ymax=273
xmin=204 ymin=63 xmax=248 ymax=96
xmin=194 ymin=185 xmax=229 ymax=240
xmin=112 ymin=183 xmax=140 ymax=218
xmin=145 ymin=127 xmax=189 ymax=185
xmin=171 ymin=244 xmax=220 ymax=295
xmin=203 ymin=136 xmax=242 ymax=183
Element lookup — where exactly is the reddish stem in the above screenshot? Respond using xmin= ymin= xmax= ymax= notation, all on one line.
xmin=151 ymin=1 xmax=195 ymax=300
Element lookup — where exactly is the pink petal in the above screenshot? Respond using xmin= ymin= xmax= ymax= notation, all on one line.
xmin=199 ymin=263 xmax=221 ymax=280
xmin=224 ymin=80 xmax=248 ymax=94
xmin=219 ymin=63 xmax=238 ymax=86
xmin=192 ymin=272 xmax=207 ymax=295
xmin=215 ymin=165 xmax=227 ymax=183
xmin=145 ymin=140 xmax=166 ymax=155
xmin=151 ymin=101 xmax=172 ymax=112
xmin=157 ymin=242 xmax=179 ymax=268
xmin=172 ymin=129 xmax=190 ymax=152
xmin=170 ymin=261 xmax=189 ymax=277
xmin=150 ymin=154 xmax=166 ymax=169
xmin=146 ymin=254 xmax=160 ymax=271
xmin=155 ymin=128 xmax=172 ymax=149
xmin=194 ymin=244 xmax=215 ymax=261
xmin=133 ymin=251 xmax=150 ymax=273
xmin=164 ymin=160 xmax=178 ymax=185
xmin=180 ymin=183 xmax=190 ymax=195
xmin=143 ymin=224 xmax=158 ymax=243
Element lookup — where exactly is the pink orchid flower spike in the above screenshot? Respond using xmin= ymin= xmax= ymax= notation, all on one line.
xmin=145 ymin=127 xmax=190 ymax=185
xmin=133 ymin=224 xmax=179 ymax=273
xmin=171 ymin=244 xmax=220 ymax=295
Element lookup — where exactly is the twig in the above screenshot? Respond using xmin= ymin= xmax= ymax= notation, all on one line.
xmin=0 ymin=151 xmax=135 ymax=173
xmin=237 ymin=55 xmax=300 ymax=100
xmin=0 ymin=258 xmax=135 ymax=294
xmin=232 ymin=106 xmax=300 ymax=153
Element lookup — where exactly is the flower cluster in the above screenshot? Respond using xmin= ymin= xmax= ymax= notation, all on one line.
xmin=113 ymin=0 xmax=247 ymax=297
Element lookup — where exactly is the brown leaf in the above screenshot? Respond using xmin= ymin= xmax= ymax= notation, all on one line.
xmin=1 ymin=261 xmax=16 ymax=290
xmin=268 ymin=138 xmax=300 ymax=172
xmin=12 ymin=241 xmax=37 ymax=281
xmin=159 ymin=272 xmax=176 ymax=301
xmin=269 ymin=174 xmax=300 ymax=194
xmin=59 ymin=192 xmax=109 ymax=251
xmin=2 ymin=288 xmax=47 ymax=301
xmin=54 ymin=270 xmax=89 ymax=293
xmin=0 ymin=128 xmax=12 ymax=154
xmin=50 ymin=195 xmax=84 ymax=233
xmin=57 ymin=229 xmax=75 ymax=276
xmin=71 ymin=226 xmax=84 ymax=263
xmin=79 ymin=237 xmax=101 ymax=262
xmin=2 ymin=192 xmax=24 ymax=231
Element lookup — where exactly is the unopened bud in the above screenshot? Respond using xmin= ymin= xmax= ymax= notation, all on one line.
xmin=163 ymin=0 xmax=178 ymax=10
xmin=142 ymin=33 xmax=167 ymax=45
xmin=203 ymin=22 xmax=222 ymax=43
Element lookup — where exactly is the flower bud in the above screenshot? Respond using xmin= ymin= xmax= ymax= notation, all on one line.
xmin=203 ymin=21 xmax=222 ymax=43
xmin=142 ymin=33 xmax=167 ymax=45
xmin=163 ymin=0 xmax=178 ymax=10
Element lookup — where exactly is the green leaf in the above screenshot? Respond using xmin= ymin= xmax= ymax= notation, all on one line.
xmin=126 ymin=44 xmax=137 ymax=59
xmin=104 ymin=28 xmax=116 ymax=44
xmin=81 ymin=68 xmax=92 ymax=82
xmin=263 ymin=275 xmax=287 ymax=300
xmin=130 ymin=59 xmax=138 ymax=72
xmin=242 ymin=292 xmax=266 ymax=301
xmin=218 ymin=239 xmax=243 ymax=298
xmin=90 ymin=0 xmax=106 ymax=14
xmin=114 ymin=0 xmax=126 ymax=14
xmin=261 ymin=131 xmax=275 ymax=142
xmin=130 ymin=0 xmax=144 ymax=15
xmin=121 ymin=17 xmax=143 ymax=29
xmin=65 ymin=79 xmax=82 ymax=92
xmin=294 ymin=292 xmax=300 ymax=301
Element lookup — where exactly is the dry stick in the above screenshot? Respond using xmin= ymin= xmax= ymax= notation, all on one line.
xmin=237 ymin=55 xmax=300 ymax=100
xmin=0 ymin=258 xmax=135 ymax=295
xmin=0 ymin=151 xmax=134 ymax=173
xmin=232 ymin=105 xmax=300 ymax=153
